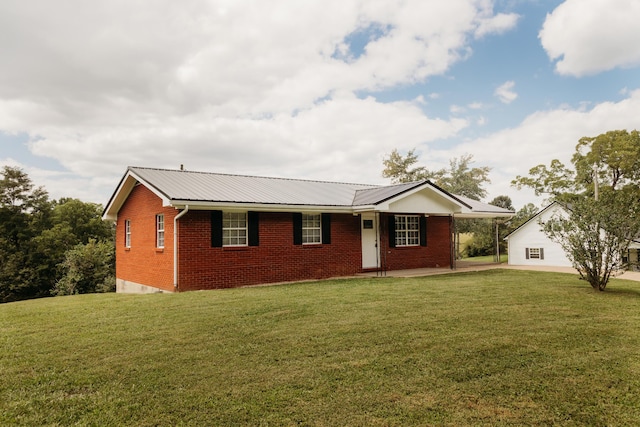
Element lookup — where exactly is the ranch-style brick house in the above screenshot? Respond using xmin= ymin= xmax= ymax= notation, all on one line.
xmin=102 ymin=167 xmax=514 ymax=293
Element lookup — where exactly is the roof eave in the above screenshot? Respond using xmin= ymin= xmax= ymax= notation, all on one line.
xmin=101 ymin=168 xmax=172 ymax=222
xmin=169 ymin=200 xmax=355 ymax=213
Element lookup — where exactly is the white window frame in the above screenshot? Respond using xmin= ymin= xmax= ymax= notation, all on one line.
xmin=528 ymin=247 xmax=541 ymax=259
xmin=125 ymin=219 xmax=131 ymax=248
xmin=223 ymin=212 xmax=248 ymax=247
xmin=156 ymin=214 xmax=165 ymax=248
xmin=302 ymin=213 xmax=322 ymax=244
xmin=395 ymin=215 xmax=420 ymax=247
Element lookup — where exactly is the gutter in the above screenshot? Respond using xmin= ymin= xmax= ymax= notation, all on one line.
xmin=173 ymin=205 xmax=189 ymax=290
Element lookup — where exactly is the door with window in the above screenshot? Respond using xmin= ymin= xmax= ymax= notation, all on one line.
xmin=361 ymin=213 xmax=379 ymax=269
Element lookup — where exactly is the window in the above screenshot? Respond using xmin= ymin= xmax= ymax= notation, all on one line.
xmin=526 ymin=247 xmax=544 ymax=260
xmin=211 ymin=211 xmax=258 ymax=247
xmin=125 ymin=219 xmax=131 ymax=248
xmin=156 ymin=214 xmax=165 ymax=248
xmin=302 ymin=214 xmax=321 ymax=244
xmin=395 ymin=215 xmax=420 ymax=246
xmin=223 ymin=212 xmax=247 ymax=246
xmin=293 ymin=213 xmax=330 ymax=245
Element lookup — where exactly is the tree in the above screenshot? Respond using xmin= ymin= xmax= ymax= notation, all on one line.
xmin=438 ymin=154 xmax=491 ymax=200
xmin=509 ymin=203 xmax=539 ymax=230
xmin=382 ymin=148 xmax=433 ymax=183
xmin=382 ymin=149 xmax=490 ymax=200
xmin=512 ymin=129 xmax=640 ymax=291
xmin=0 ymin=166 xmax=54 ymax=302
xmin=52 ymin=198 xmax=114 ymax=244
xmin=0 ymin=167 xmax=116 ymax=302
xmin=54 ymin=239 xmax=115 ymax=296
xmin=543 ymin=189 xmax=640 ymax=291
xmin=489 ymin=195 xmax=514 ymax=211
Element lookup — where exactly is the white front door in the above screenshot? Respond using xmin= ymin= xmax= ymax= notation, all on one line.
xmin=361 ymin=213 xmax=380 ymax=269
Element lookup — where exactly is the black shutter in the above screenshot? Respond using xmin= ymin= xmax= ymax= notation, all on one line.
xmin=525 ymin=248 xmax=530 ymax=259
xmin=293 ymin=213 xmax=302 ymax=245
xmin=211 ymin=210 xmax=223 ymax=247
xmin=540 ymin=248 xmax=544 ymax=260
xmin=248 ymin=211 xmax=259 ymax=246
xmin=321 ymin=213 xmax=331 ymax=244
xmin=420 ymin=215 xmax=427 ymax=247
xmin=388 ymin=215 xmax=396 ymax=248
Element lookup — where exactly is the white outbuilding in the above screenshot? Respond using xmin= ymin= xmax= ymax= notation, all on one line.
xmin=506 ymin=202 xmax=572 ymax=267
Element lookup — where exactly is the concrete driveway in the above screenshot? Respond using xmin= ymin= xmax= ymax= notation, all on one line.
xmin=359 ymin=261 xmax=640 ymax=282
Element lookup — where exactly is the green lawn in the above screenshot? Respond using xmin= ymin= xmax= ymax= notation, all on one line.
xmin=2 ymin=270 xmax=640 ymax=426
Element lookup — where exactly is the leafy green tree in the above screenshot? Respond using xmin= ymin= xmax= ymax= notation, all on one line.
xmin=0 ymin=167 xmax=116 ymax=302
xmin=52 ymin=198 xmax=114 ymax=244
xmin=509 ymin=203 xmax=539 ymax=230
xmin=543 ymin=189 xmax=640 ymax=291
xmin=512 ymin=129 xmax=640 ymax=291
xmin=0 ymin=166 xmax=54 ymax=302
xmin=382 ymin=148 xmax=434 ymax=183
xmin=382 ymin=149 xmax=490 ymax=200
xmin=54 ymin=239 xmax=115 ymax=296
xmin=489 ymin=195 xmax=514 ymax=211
xmin=439 ymin=154 xmax=491 ymax=200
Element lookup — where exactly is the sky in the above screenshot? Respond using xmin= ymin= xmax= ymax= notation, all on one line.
xmin=2 ymin=0 xmax=640 ymax=210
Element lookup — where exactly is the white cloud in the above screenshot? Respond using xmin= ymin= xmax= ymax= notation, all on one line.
xmin=540 ymin=0 xmax=640 ymax=76
xmin=494 ymin=81 xmax=518 ymax=104
xmin=475 ymin=12 xmax=520 ymax=38
xmin=444 ymin=89 xmax=640 ymax=209
xmin=23 ymin=94 xmax=468 ymax=201
xmin=0 ymin=0 xmax=516 ymax=203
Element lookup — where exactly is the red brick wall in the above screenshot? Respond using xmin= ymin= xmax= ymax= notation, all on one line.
xmin=380 ymin=214 xmax=452 ymax=270
xmin=114 ymin=185 xmax=453 ymax=292
xmin=177 ymin=211 xmax=363 ymax=290
xmin=115 ymin=185 xmax=176 ymax=292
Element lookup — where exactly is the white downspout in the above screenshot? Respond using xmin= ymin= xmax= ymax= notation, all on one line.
xmin=173 ymin=205 xmax=189 ymax=290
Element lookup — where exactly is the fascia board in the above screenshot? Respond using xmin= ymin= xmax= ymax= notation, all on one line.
xmin=169 ymin=200 xmax=355 ymax=214
xmin=352 ymin=203 xmax=382 ymax=213
xmin=101 ymin=170 xmax=171 ymax=221
xmin=128 ymin=170 xmax=172 ymax=207
xmin=102 ymin=173 xmax=135 ymax=221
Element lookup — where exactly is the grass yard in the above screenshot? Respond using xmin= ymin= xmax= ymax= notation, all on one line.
xmin=2 ymin=269 xmax=640 ymax=426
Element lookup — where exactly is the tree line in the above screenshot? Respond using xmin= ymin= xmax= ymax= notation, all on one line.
xmin=0 ymin=166 xmax=115 ymax=303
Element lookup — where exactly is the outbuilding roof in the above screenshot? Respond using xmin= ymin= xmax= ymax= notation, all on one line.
xmin=102 ymin=166 xmax=514 ymax=220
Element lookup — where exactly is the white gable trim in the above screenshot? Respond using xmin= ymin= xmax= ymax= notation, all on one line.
xmin=372 ymin=182 xmax=470 ymax=213
xmin=102 ymin=170 xmax=171 ymax=221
